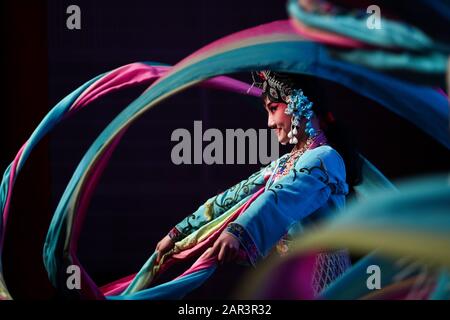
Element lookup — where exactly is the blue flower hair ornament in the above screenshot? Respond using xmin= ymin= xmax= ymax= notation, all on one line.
xmin=286 ymin=89 xmax=317 ymax=144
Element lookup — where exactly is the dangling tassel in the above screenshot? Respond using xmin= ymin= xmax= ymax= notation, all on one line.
xmin=289 ymin=116 xmax=299 ymax=144
xmin=289 ymin=125 xmax=298 ymax=144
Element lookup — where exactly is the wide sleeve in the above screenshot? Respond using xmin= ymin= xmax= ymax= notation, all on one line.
xmin=226 ymin=146 xmax=348 ymax=266
xmin=168 ymin=161 xmax=276 ymax=242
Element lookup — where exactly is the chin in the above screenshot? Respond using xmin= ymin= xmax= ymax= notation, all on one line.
xmin=277 ymin=132 xmax=289 ymax=145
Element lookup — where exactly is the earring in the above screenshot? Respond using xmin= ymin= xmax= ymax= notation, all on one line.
xmin=288 ymin=116 xmax=299 ymax=144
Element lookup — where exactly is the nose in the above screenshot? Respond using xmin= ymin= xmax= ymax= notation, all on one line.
xmin=267 ymin=114 xmax=276 ymax=129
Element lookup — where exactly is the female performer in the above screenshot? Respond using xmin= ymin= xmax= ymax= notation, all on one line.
xmin=155 ymin=71 xmax=360 ymax=296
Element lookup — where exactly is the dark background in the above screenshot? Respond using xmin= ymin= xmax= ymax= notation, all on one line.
xmin=1 ymin=1 xmax=448 ymax=300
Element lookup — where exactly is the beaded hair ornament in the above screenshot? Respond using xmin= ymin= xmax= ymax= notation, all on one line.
xmin=252 ymin=71 xmax=317 ymax=144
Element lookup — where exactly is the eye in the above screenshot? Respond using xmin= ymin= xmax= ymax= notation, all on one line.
xmin=269 ymin=106 xmax=277 ymax=113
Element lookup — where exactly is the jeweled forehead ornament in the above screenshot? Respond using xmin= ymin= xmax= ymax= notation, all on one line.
xmin=254 ymin=70 xmax=293 ymax=103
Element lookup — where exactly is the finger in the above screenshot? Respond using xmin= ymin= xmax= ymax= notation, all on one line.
xmin=218 ymin=245 xmax=227 ymax=264
xmin=204 ymin=244 xmax=218 ymax=259
xmin=156 ymin=250 xmax=161 ymax=264
xmin=203 ymin=248 xmax=211 ymax=259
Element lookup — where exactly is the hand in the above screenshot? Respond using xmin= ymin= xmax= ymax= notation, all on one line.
xmin=155 ymin=235 xmax=175 ymax=263
xmin=204 ymin=232 xmax=240 ymax=264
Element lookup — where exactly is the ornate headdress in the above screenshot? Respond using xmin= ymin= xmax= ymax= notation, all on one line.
xmin=252 ymin=70 xmax=293 ymax=103
xmin=252 ymin=70 xmax=317 ymax=144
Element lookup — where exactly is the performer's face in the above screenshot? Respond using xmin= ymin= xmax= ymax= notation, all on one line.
xmin=264 ymin=96 xmax=292 ymax=145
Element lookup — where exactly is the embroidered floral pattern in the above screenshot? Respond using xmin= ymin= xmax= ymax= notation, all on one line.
xmin=267 ymin=184 xmax=283 ymax=204
xmin=203 ymin=200 xmax=214 ymax=221
xmin=298 ymin=158 xmax=330 ymax=184
xmin=214 ymin=170 xmax=266 ymax=212
xmin=178 ymin=214 xmax=196 ymax=236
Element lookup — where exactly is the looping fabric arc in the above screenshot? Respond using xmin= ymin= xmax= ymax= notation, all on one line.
xmin=1 ymin=16 xmax=449 ymax=300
